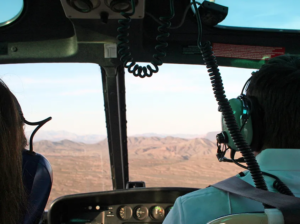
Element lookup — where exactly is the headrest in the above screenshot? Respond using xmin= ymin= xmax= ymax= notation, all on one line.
xmin=22 ymin=149 xmax=53 ymax=224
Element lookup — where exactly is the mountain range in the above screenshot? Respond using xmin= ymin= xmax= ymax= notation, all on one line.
xmin=25 ymin=130 xmax=106 ymax=144
xmin=26 ymin=130 xmax=220 ymax=144
xmin=35 ymin=136 xmax=243 ymax=209
xmin=33 ymin=136 xmax=216 ymax=160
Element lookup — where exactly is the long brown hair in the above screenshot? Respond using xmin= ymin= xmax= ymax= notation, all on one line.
xmin=0 ymin=79 xmax=27 ymax=224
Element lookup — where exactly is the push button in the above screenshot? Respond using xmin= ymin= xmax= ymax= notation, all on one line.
xmin=106 ymin=211 xmax=114 ymax=218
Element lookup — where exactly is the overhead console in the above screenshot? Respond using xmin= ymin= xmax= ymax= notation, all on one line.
xmin=48 ymin=187 xmax=198 ymax=224
xmin=2 ymin=0 xmax=300 ymax=68
xmin=60 ymin=0 xmax=145 ymax=20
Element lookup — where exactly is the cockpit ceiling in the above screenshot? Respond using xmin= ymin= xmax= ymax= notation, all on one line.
xmin=1 ymin=0 xmax=300 ymax=68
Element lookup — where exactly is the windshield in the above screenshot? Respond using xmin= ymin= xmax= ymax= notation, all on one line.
xmin=126 ymin=64 xmax=248 ymax=188
xmin=1 ymin=63 xmax=111 ymax=208
xmin=217 ymin=0 xmax=300 ymax=30
xmin=2 ymin=63 xmax=249 ymax=207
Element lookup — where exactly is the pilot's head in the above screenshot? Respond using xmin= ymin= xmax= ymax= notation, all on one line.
xmin=0 ymin=79 xmax=26 ymax=224
xmin=246 ymin=55 xmax=300 ymax=153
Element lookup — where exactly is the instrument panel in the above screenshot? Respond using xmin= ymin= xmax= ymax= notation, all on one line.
xmin=48 ymin=187 xmax=198 ymax=224
xmin=65 ymin=203 xmax=173 ymax=223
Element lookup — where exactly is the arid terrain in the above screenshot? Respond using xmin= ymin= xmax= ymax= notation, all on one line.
xmin=33 ymin=137 xmax=244 ymax=209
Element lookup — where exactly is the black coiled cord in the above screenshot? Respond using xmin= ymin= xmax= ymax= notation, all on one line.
xmin=262 ymin=172 xmax=294 ymax=196
xmin=191 ymin=0 xmax=267 ymax=191
xmin=117 ymin=0 xmax=175 ymax=78
xmin=200 ymin=42 xmax=267 ymax=191
xmin=273 ymin=180 xmax=294 ymax=196
xmin=233 ymin=152 xmax=294 ymax=196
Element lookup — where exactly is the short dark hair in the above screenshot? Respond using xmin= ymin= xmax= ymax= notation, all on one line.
xmin=246 ymin=55 xmax=300 ymax=150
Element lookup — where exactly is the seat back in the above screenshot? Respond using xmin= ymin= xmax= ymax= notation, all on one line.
xmin=22 ymin=149 xmax=53 ymax=224
xmin=207 ymin=209 xmax=286 ymax=224
xmin=207 ymin=213 xmax=268 ymax=224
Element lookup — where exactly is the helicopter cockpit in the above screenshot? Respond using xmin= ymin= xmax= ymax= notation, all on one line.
xmin=1 ymin=0 xmax=300 ymax=223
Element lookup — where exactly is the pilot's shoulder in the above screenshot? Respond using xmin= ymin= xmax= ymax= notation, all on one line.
xmin=180 ymin=185 xmax=228 ymax=204
xmin=179 ymin=173 xmax=250 ymax=205
xmin=177 ymin=172 xmax=251 ymax=206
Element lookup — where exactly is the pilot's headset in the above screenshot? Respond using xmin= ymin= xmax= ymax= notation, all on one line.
xmin=216 ymin=73 xmax=264 ymax=166
xmin=215 ymin=74 xmax=295 ymax=196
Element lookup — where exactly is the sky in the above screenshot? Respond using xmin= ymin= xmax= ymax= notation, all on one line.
xmin=0 ymin=63 xmax=252 ymax=136
xmin=218 ymin=0 xmax=300 ymax=30
xmin=0 ymin=0 xmax=299 ymax=137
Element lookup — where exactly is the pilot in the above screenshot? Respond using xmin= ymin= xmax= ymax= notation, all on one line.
xmin=0 ymin=79 xmax=27 ymax=224
xmin=163 ymin=55 xmax=300 ymax=224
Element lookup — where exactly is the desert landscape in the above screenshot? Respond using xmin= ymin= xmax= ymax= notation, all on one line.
xmin=33 ymin=136 xmax=244 ymax=209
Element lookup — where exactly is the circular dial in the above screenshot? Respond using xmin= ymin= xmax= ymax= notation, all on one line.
xmin=151 ymin=206 xmax=165 ymax=220
xmin=135 ymin=206 xmax=148 ymax=220
xmin=119 ymin=206 xmax=132 ymax=220
xmin=69 ymin=0 xmax=94 ymax=13
xmin=165 ymin=206 xmax=173 ymax=216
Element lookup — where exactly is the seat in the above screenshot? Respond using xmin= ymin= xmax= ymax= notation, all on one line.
xmin=207 ymin=209 xmax=284 ymax=224
xmin=207 ymin=213 xmax=268 ymax=224
xmin=22 ymin=149 xmax=53 ymax=224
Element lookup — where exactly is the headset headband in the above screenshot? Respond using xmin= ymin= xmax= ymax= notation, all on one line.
xmin=12 ymin=95 xmax=52 ymax=153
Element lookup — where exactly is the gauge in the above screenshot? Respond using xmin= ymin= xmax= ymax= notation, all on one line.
xmin=135 ymin=206 xmax=148 ymax=220
xmin=165 ymin=206 xmax=173 ymax=216
xmin=150 ymin=206 xmax=165 ymax=220
xmin=118 ymin=206 xmax=132 ymax=220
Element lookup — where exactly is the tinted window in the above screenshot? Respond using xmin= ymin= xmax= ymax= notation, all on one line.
xmin=0 ymin=0 xmax=24 ymax=27
xmin=218 ymin=0 xmax=300 ymax=30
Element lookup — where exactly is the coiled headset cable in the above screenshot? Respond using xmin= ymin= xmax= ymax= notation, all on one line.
xmin=191 ymin=0 xmax=267 ymax=191
xmin=117 ymin=0 xmax=175 ymax=78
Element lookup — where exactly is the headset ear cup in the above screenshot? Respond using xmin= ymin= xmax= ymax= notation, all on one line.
xmin=247 ymin=96 xmax=264 ymax=152
xmin=221 ymin=98 xmax=253 ymax=151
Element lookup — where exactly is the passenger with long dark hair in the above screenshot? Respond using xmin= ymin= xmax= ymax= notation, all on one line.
xmin=0 ymin=79 xmax=27 ymax=224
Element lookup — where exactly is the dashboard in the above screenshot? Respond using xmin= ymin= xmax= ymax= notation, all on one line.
xmin=48 ymin=187 xmax=198 ymax=224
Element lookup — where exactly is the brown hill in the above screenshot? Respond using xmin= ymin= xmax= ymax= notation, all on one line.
xmin=127 ymin=137 xmax=215 ymax=160
xmin=34 ymin=136 xmax=216 ymax=159
xmin=32 ymin=137 xmax=243 ymax=209
xmin=34 ymin=139 xmax=109 ymax=156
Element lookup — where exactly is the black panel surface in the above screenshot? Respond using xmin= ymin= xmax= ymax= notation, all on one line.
xmin=1 ymin=0 xmax=300 ymax=68
xmin=48 ymin=187 xmax=198 ymax=224
xmin=0 ymin=0 xmax=74 ymax=42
